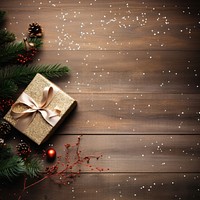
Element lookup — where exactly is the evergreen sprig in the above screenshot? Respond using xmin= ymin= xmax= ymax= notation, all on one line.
xmin=0 ymin=38 xmax=43 ymax=66
xmin=0 ymin=64 xmax=69 ymax=97
xmin=0 ymin=42 xmax=24 ymax=65
xmin=0 ymin=147 xmax=25 ymax=181
xmin=0 ymin=63 xmax=69 ymax=82
xmin=0 ymin=146 xmax=43 ymax=182
xmin=0 ymin=79 xmax=18 ymax=98
xmin=0 ymin=156 xmax=25 ymax=181
xmin=25 ymin=156 xmax=43 ymax=178
xmin=0 ymin=30 xmax=15 ymax=46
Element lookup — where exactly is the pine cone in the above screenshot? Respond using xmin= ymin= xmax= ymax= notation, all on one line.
xmin=16 ymin=142 xmax=31 ymax=157
xmin=28 ymin=22 xmax=43 ymax=38
xmin=0 ymin=119 xmax=12 ymax=138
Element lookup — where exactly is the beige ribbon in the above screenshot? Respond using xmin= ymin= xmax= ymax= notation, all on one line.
xmin=10 ymin=86 xmax=61 ymax=131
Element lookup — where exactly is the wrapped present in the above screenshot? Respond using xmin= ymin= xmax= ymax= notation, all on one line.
xmin=4 ymin=73 xmax=77 ymax=145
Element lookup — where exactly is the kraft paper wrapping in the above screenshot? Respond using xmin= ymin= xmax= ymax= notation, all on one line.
xmin=4 ymin=73 xmax=77 ymax=145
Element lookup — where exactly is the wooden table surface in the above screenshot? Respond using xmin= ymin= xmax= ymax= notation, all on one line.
xmin=1 ymin=0 xmax=200 ymax=199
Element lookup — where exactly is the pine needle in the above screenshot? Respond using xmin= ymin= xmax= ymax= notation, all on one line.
xmin=0 ymin=64 xmax=69 ymax=85
xmin=0 ymin=79 xmax=18 ymax=98
xmin=0 ymin=64 xmax=69 ymax=97
xmin=25 ymin=156 xmax=43 ymax=178
xmin=0 ymin=42 xmax=24 ymax=65
xmin=0 ymin=155 xmax=25 ymax=181
xmin=0 ymin=30 xmax=15 ymax=45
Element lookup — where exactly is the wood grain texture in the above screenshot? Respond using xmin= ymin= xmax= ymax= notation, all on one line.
xmin=23 ymin=173 xmax=200 ymax=200
xmin=1 ymin=174 xmax=200 ymax=200
xmin=37 ymin=50 xmax=200 ymax=94
xmin=1 ymin=0 xmax=200 ymax=50
xmin=55 ymin=93 xmax=200 ymax=134
xmin=41 ymin=135 xmax=200 ymax=173
xmin=0 ymin=0 xmax=200 ymax=199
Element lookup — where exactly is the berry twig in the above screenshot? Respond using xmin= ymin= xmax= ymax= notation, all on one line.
xmin=17 ymin=136 xmax=109 ymax=200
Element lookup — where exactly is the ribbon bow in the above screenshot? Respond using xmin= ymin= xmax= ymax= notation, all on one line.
xmin=10 ymin=86 xmax=61 ymax=131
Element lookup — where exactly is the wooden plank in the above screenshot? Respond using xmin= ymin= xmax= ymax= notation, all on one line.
xmin=1 ymin=0 xmax=200 ymax=8
xmin=1 ymin=173 xmax=200 ymax=200
xmin=36 ymin=50 xmax=200 ymax=94
xmin=1 ymin=1 xmax=200 ymax=50
xmin=23 ymin=135 xmax=200 ymax=173
xmin=47 ymin=93 xmax=200 ymax=134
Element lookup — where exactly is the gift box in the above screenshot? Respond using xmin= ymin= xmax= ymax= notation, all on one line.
xmin=4 ymin=73 xmax=77 ymax=145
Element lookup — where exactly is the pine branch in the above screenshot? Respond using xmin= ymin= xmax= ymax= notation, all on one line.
xmin=0 ymin=42 xmax=24 ymax=65
xmin=25 ymin=157 xmax=43 ymax=178
xmin=0 ymin=145 xmax=12 ymax=160
xmin=0 ymin=64 xmax=69 ymax=97
xmin=0 ymin=30 xmax=15 ymax=46
xmin=0 ymin=79 xmax=18 ymax=98
xmin=0 ymin=155 xmax=25 ymax=181
xmin=0 ymin=38 xmax=43 ymax=66
xmin=0 ymin=146 xmax=43 ymax=181
xmin=0 ymin=64 xmax=69 ymax=85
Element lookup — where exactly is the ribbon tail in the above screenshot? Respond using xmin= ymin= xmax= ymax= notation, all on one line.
xmin=15 ymin=112 xmax=36 ymax=131
xmin=39 ymin=109 xmax=61 ymax=127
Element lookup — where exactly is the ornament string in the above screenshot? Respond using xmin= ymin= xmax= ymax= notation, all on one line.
xmin=10 ymin=86 xmax=61 ymax=131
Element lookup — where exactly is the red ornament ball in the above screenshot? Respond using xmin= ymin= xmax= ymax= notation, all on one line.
xmin=46 ymin=148 xmax=56 ymax=161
